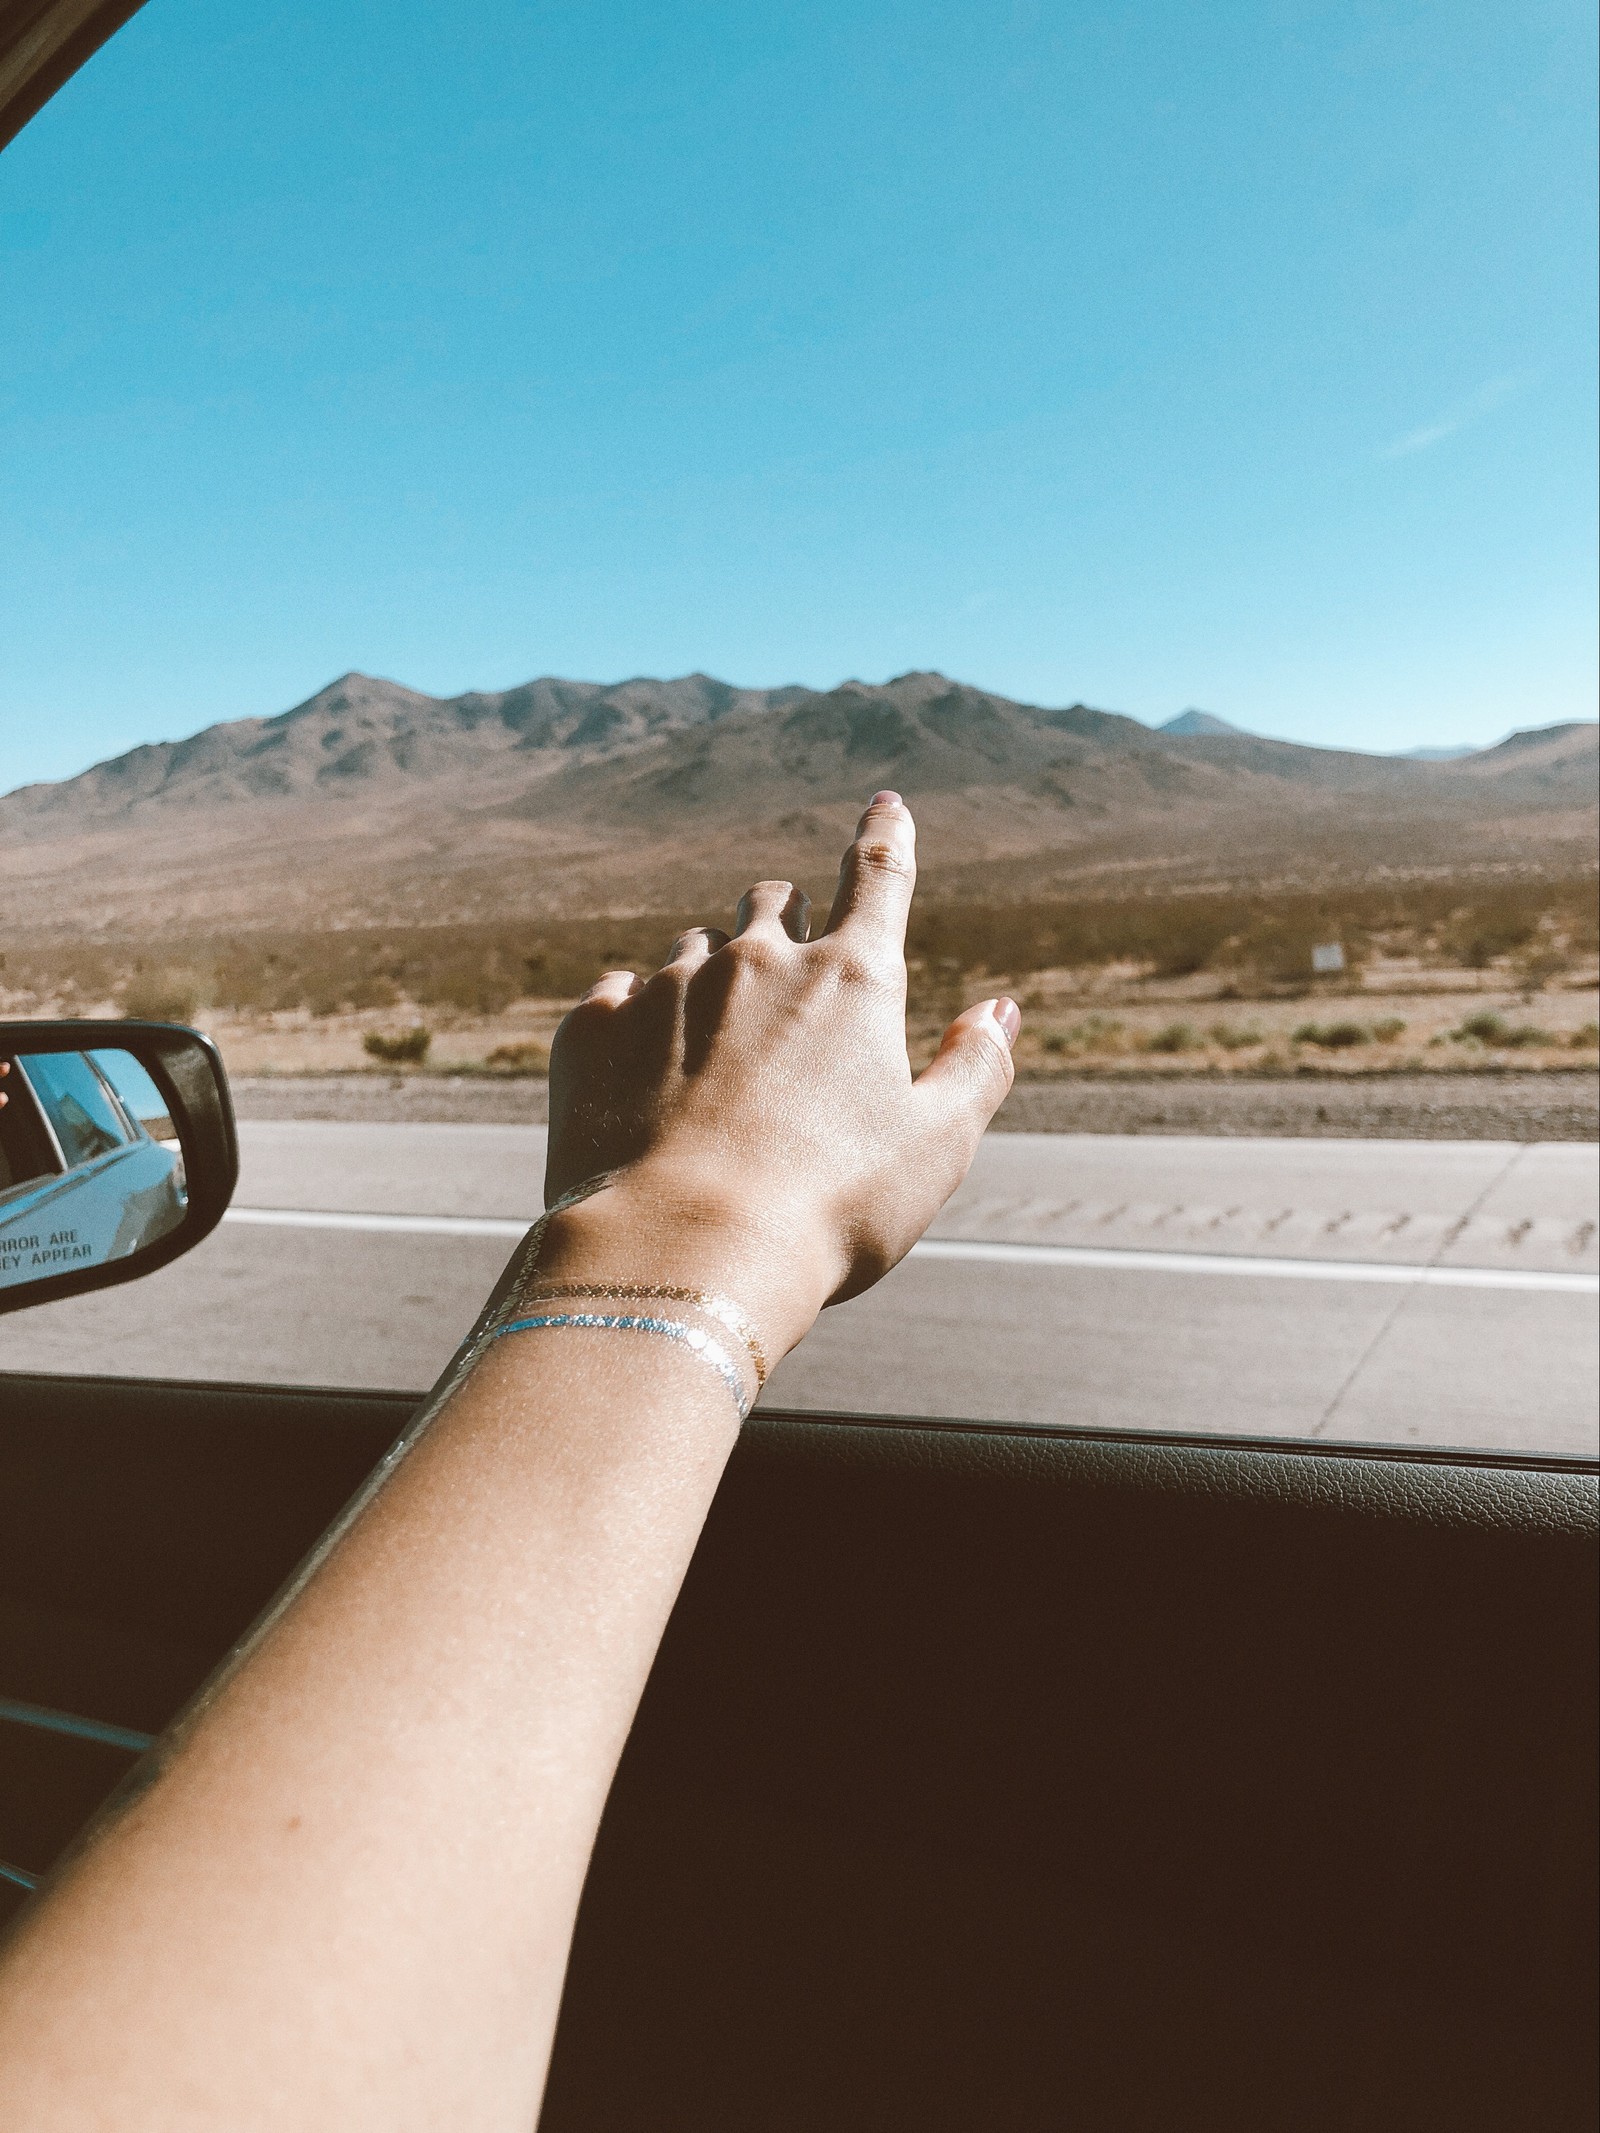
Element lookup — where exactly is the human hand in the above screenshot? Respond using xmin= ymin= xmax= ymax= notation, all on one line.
xmin=538 ymin=794 xmax=1019 ymax=1362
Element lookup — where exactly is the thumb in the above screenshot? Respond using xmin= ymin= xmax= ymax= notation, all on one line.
xmin=913 ymin=995 xmax=1019 ymax=1152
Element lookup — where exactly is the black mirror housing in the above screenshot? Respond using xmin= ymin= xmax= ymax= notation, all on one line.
xmin=0 ymin=1021 xmax=237 ymax=1316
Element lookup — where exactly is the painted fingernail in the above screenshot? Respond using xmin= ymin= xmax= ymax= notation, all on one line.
xmin=992 ymin=997 xmax=1021 ymax=1047
xmin=869 ymin=790 xmax=903 ymax=808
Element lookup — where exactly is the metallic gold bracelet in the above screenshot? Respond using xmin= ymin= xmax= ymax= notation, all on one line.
xmin=517 ymin=1281 xmax=770 ymax=1388
xmin=486 ymin=1311 xmax=751 ymax=1419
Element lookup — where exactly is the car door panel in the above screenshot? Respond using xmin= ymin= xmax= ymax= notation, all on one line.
xmin=0 ymin=1371 xmax=1594 ymax=2129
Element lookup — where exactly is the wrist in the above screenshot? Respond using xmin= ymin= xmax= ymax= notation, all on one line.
xmin=526 ymin=1163 xmax=837 ymax=1371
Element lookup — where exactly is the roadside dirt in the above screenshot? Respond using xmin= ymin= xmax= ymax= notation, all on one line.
xmin=228 ymin=1070 xmax=1600 ymax=1141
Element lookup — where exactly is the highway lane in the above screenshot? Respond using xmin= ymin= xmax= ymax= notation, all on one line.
xmin=2 ymin=1125 xmax=1594 ymax=1456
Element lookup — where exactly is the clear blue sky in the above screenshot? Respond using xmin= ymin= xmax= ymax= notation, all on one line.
xmin=1 ymin=0 xmax=1594 ymax=790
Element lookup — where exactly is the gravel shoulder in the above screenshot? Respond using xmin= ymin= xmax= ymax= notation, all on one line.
xmin=228 ymin=1070 xmax=1600 ymax=1141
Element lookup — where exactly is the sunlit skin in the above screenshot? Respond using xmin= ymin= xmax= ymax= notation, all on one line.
xmin=0 ymin=793 xmax=1019 ymax=2131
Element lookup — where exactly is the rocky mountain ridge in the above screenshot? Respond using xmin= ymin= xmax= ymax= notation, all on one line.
xmin=1 ymin=670 xmax=1593 ymax=935
xmin=0 ymin=671 xmax=815 ymax=824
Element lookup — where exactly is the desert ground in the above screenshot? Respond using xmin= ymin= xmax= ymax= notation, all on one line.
xmin=142 ymin=957 xmax=1599 ymax=1085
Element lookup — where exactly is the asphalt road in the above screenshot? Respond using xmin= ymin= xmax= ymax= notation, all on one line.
xmin=2 ymin=1125 xmax=1594 ymax=1457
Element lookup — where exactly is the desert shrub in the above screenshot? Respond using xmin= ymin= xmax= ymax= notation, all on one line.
xmin=1041 ymin=1016 xmax=1124 ymax=1056
xmin=9 ymin=874 xmax=1595 ymax=1025
xmin=1571 ymin=1022 xmax=1599 ymax=1049
xmin=210 ymin=947 xmax=304 ymax=1013
xmin=1220 ymin=921 xmax=1349 ymax=983
xmin=1512 ymin=942 xmax=1571 ymax=994
xmin=1451 ymin=1013 xmax=1550 ymax=1049
xmin=1294 ymin=1021 xmax=1369 ymax=1049
xmin=345 ymin=974 xmax=401 ymax=1011
xmin=906 ymin=956 xmax=969 ymax=1018
xmin=0 ymin=942 xmax=112 ymax=1007
xmin=121 ymin=969 xmax=202 ymax=1022
xmin=484 ymin=1041 xmax=549 ymax=1076
xmin=1208 ymin=1021 xmax=1263 ymax=1050
xmin=904 ymin=879 xmax=1596 ymax=985
xmin=1454 ymin=1012 xmax=1508 ymax=1044
xmin=1430 ymin=882 xmax=1598 ymax=969
xmin=430 ymin=965 xmax=517 ymax=1015
xmin=1149 ymin=915 xmax=1236 ymax=978
xmin=1070 ymin=1015 xmax=1124 ymax=1053
xmin=1145 ymin=1022 xmax=1199 ymax=1054
xmin=363 ymin=1027 xmax=431 ymax=1065
xmin=162 ymin=922 xmax=706 ymax=1021
xmin=1372 ymin=1017 xmax=1407 ymax=1042
xmin=1438 ymin=898 xmax=1542 ymax=969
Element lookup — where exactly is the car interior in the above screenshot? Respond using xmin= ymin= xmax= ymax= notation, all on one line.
xmin=1 ymin=6 xmax=1596 ymax=2128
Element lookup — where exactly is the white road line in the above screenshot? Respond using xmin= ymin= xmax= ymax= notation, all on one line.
xmin=226 ymin=1206 xmax=528 ymax=1239
xmin=910 ymin=1238 xmax=1596 ymax=1292
xmin=220 ymin=1207 xmax=1599 ymax=1295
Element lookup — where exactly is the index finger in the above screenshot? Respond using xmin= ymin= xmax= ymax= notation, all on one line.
xmin=821 ymin=791 xmax=917 ymax=949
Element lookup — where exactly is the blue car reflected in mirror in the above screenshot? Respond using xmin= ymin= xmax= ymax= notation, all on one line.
xmin=0 ymin=1049 xmax=187 ymax=1289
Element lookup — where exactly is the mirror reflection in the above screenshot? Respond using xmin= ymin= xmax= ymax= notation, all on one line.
xmin=0 ymin=1049 xmax=187 ymax=1289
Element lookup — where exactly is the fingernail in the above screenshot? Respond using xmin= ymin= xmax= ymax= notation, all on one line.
xmin=868 ymin=790 xmax=903 ymax=808
xmin=992 ymin=997 xmax=1021 ymax=1047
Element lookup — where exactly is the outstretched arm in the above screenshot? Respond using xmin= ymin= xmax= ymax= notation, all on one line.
xmin=0 ymin=794 xmax=1018 ymax=2132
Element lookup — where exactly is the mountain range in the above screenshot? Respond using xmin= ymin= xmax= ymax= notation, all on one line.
xmin=2 ymin=670 xmax=1594 ymax=936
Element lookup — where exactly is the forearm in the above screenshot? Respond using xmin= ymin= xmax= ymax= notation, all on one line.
xmin=0 ymin=1190 xmax=782 ymax=2131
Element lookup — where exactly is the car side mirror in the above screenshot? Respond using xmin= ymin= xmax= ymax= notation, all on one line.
xmin=0 ymin=1020 xmax=237 ymax=1315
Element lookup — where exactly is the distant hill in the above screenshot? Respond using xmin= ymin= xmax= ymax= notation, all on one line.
xmin=1 ymin=673 xmax=1593 ymax=937
xmin=1160 ymin=709 xmax=1243 ymax=738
